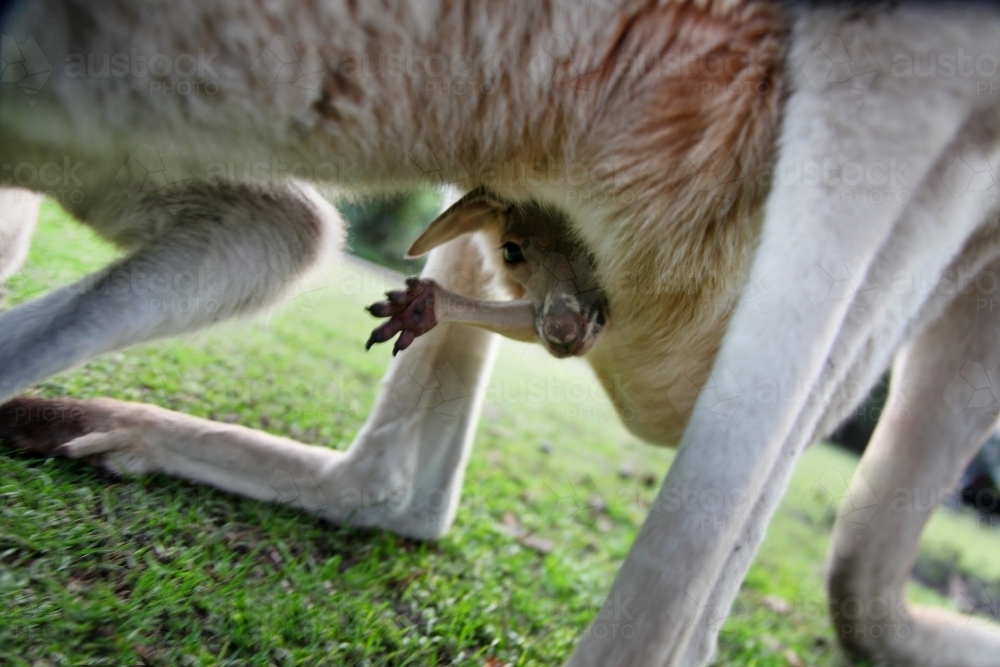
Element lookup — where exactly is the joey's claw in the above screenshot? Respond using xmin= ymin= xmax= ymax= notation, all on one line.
xmin=365 ymin=318 xmax=403 ymax=350
xmin=365 ymin=289 xmax=412 ymax=318
xmin=365 ymin=278 xmax=439 ymax=353
xmin=386 ymin=289 xmax=410 ymax=306
xmin=393 ymin=330 xmax=417 ymax=356
xmin=366 ymin=301 xmax=395 ymax=318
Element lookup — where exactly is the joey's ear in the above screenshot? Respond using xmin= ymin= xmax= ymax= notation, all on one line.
xmin=405 ymin=188 xmax=502 ymax=258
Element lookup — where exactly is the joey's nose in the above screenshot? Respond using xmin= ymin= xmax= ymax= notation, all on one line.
xmin=543 ymin=314 xmax=584 ymax=346
xmin=540 ymin=295 xmax=587 ymax=357
xmin=537 ymin=290 xmax=607 ymax=358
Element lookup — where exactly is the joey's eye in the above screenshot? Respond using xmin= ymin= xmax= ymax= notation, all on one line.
xmin=502 ymin=242 xmax=525 ymax=265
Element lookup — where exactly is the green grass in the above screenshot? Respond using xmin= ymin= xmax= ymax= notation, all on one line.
xmin=1 ymin=200 xmax=998 ymax=666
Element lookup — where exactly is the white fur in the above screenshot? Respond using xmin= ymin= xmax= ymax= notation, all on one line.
xmin=1 ymin=2 xmax=999 ymax=666
xmin=0 ymin=188 xmax=40 ymax=285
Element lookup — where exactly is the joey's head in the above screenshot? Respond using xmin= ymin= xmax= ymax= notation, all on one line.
xmin=406 ymin=187 xmax=608 ymax=358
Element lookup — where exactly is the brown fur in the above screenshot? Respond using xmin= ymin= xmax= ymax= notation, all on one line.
xmin=548 ymin=1 xmax=785 ymax=441
xmin=326 ymin=0 xmax=787 ymax=442
xmin=482 ymin=0 xmax=787 ymax=441
xmin=1 ymin=0 xmax=785 ymax=442
xmin=0 ymin=396 xmax=100 ymax=456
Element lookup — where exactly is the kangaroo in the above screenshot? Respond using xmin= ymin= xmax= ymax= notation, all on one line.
xmin=366 ymin=187 xmax=608 ymax=359
xmin=1 ymin=1 xmax=999 ymax=665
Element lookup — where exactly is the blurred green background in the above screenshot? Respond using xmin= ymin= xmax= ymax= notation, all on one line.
xmin=338 ymin=191 xmax=442 ymax=274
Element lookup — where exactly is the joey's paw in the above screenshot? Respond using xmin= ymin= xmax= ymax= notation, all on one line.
xmin=365 ymin=277 xmax=439 ymax=355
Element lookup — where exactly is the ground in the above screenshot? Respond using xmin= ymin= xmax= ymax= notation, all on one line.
xmin=1 ymin=200 xmax=998 ymax=666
